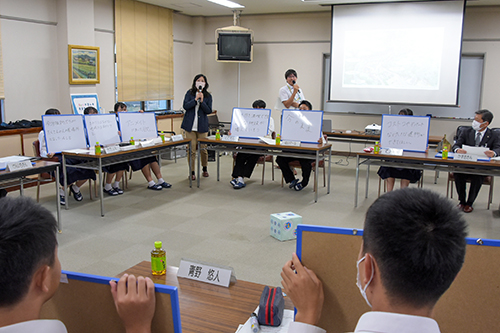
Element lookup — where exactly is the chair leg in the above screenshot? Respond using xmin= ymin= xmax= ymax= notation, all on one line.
xmin=313 ymin=170 xmax=317 ymax=193
xmin=378 ymin=177 xmax=382 ymax=198
xmin=89 ymin=180 xmax=93 ymax=200
xmin=271 ymin=159 xmax=274 ymax=181
xmin=261 ymin=160 xmax=265 ymax=185
xmin=488 ymin=177 xmax=494 ymax=210
xmin=36 ymin=174 xmax=41 ymax=203
xmin=322 ymin=166 xmax=326 ymax=187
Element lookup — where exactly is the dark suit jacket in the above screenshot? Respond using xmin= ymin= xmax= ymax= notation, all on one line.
xmin=452 ymin=127 xmax=500 ymax=156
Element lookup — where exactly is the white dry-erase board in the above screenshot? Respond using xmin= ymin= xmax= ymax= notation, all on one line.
xmin=42 ymin=114 xmax=87 ymax=153
xmin=118 ymin=112 xmax=158 ymax=140
xmin=84 ymin=114 xmax=121 ymax=146
xmin=380 ymin=115 xmax=430 ymax=152
xmin=230 ymin=107 xmax=271 ymax=138
xmin=280 ymin=109 xmax=323 ymax=143
xmin=71 ymin=93 xmax=100 ymax=115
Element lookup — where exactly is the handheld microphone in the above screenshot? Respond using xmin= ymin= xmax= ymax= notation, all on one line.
xmin=292 ymin=80 xmax=296 ymax=85
xmin=197 ymin=85 xmax=203 ymax=102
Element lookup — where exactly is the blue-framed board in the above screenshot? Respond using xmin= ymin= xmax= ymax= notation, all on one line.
xmin=280 ymin=109 xmax=323 ymax=144
xmin=71 ymin=93 xmax=101 ymax=115
xmin=230 ymin=107 xmax=271 ymax=138
xmin=296 ymin=224 xmax=500 ymax=333
xmin=40 ymin=270 xmax=182 ymax=333
xmin=380 ymin=114 xmax=430 ymax=152
xmin=42 ymin=114 xmax=88 ymax=153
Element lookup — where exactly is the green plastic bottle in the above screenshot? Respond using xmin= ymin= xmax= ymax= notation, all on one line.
xmin=130 ymin=137 xmax=135 ymax=145
xmin=151 ymin=241 xmax=166 ymax=276
xmin=95 ymin=142 xmax=101 ymax=155
xmin=215 ymin=129 xmax=221 ymax=140
xmin=276 ymin=134 xmax=281 ymax=145
xmin=374 ymin=141 xmax=380 ymax=154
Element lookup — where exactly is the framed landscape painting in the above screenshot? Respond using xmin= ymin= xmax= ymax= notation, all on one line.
xmin=68 ymin=45 xmax=100 ymax=84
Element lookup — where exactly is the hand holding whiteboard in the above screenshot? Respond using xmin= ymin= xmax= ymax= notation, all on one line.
xmin=230 ymin=108 xmax=271 ymax=138
xmin=84 ymin=114 xmax=121 ymax=146
xmin=42 ymin=114 xmax=87 ymax=153
xmin=280 ymin=109 xmax=323 ymax=143
xmin=118 ymin=112 xmax=158 ymax=141
xmin=380 ymin=115 xmax=430 ymax=152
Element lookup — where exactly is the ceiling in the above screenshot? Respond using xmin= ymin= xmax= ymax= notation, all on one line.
xmin=140 ymin=0 xmax=500 ymax=17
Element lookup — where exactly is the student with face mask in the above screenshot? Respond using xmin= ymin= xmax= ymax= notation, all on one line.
xmin=281 ymin=188 xmax=467 ymax=333
xmin=181 ymin=74 xmax=213 ymax=180
xmin=452 ymin=109 xmax=500 ymax=213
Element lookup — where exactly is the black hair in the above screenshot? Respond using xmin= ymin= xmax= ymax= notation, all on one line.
xmin=299 ymin=100 xmax=312 ymax=110
xmin=190 ymin=74 xmax=210 ymax=97
xmin=252 ymin=100 xmax=266 ymax=109
xmin=362 ymin=188 xmax=467 ymax=308
xmin=475 ymin=109 xmax=493 ymax=124
xmin=285 ymin=69 xmax=297 ymax=79
xmin=114 ymin=102 xmax=127 ymax=113
xmin=399 ymin=108 xmax=413 ymax=116
xmin=45 ymin=108 xmax=60 ymax=115
xmin=84 ymin=106 xmax=98 ymax=115
xmin=0 ymin=197 xmax=58 ymax=307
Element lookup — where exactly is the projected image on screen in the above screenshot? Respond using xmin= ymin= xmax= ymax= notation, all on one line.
xmin=343 ymin=28 xmax=444 ymax=90
xmin=330 ymin=1 xmax=464 ymax=106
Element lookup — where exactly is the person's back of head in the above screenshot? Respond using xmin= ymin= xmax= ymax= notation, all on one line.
xmin=399 ymin=108 xmax=413 ymax=116
xmin=84 ymin=106 xmax=98 ymax=115
xmin=45 ymin=108 xmax=60 ymax=115
xmin=0 ymin=197 xmax=58 ymax=308
xmin=252 ymin=100 xmax=266 ymax=109
xmin=362 ymin=188 xmax=467 ymax=308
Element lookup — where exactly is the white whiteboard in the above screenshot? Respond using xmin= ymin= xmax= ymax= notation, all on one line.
xmin=280 ymin=110 xmax=324 ymax=143
xmin=84 ymin=114 xmax=121 ymax=146
xmin=230 ymin=108 xmax=271 ymax=138
xmin=380 ymin=115 xmax=430 ymax=152
xmin=42 ymin=114 xmax=88 ymax=153
xmin=118 ymin=112 xmax=158 ymax=141
xmin=71 ymin=93 xmax=100 ymax=115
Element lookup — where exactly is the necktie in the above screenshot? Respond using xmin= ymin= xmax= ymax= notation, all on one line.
xmin=475 ymin=132 xmax=481 ymax=146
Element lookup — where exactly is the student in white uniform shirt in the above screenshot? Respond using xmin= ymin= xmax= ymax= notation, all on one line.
xmin=0 ymin=197 xmax=156 ymax=333
xmin=281 ymin=188 xmax=467 ymax=333
xmin=279 ymin=69 xmax=305 ymax=109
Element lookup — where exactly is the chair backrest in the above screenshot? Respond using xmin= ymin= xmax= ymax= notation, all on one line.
xmin=207 ymin=114 xmax=219 ymax=128
xmin=33 ymin=140 xmax=41 ymax=157
xmin=455 ymin=125 xmax=472 ymax=141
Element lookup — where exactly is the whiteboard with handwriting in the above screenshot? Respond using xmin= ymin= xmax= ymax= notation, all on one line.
xmin=380 ymin=115 xmax=430 ymax=152
xmin=280 ymin=110 xmax=323 ymax=143
xmin=118 ymin=112 xmax=158 ymax=140
xmin=230 ymin=108 xmax=271 ymax=138
xmin=84 ymin=114 xmax=121 ymax=146
xmin=42 ymin=114 xmax=87 ymax=153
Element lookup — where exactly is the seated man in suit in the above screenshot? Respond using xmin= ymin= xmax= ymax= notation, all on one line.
xmin=0 ymin=197 xmax=156 ymax=333
xmin=453 ymin=109 xmax=500 ymax=213
xmin=281 ymin=188 xmax=467 ymax=333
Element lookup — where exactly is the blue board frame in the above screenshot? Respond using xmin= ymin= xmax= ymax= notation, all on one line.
xmin=61 ymin=270 xmax=182 ymax=333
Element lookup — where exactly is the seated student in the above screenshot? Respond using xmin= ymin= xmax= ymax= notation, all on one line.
xmin=281 ymin=188 xmax=467 ymax=333
xmin=230 ymin=99 xmax=276 ymax=189
xmin=84 ymin=106 xmax=127 ymax=196
xmin=276 ymin=100 xmax=321 ymax=191
xmin=114 ymin=102 xmax=171 ymax=191
xmin=0 ymin=196 xmax=156 ymax=333
xmin=39 ymin=108 xmax=96 ymax=205
xmin=376 ymin=108 xmax=422 ymax=192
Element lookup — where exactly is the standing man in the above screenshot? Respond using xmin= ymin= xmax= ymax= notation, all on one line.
xmin=281 ymin=188 xmax=467 ymax=333
xmin=279 ymin=69 xmax=305 ymax=109
xmin=453 ymin=109 xmax=500 ymax=213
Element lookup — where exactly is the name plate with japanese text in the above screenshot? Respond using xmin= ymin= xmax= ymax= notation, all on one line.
xmin=7 ymin=160 xmax=33 ymax=172
xmin=177 ymin=259 xmax=232 ymax=287
xmin=454 ymin=153 xmax=478 ymax=162
xmin=171 ymin=134 xmax=184 ymax=142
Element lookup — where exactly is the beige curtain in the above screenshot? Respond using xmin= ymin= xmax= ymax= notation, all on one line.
xmin=115 ymin=0 xmax=174 ymax=102
xmin=0 ymin=19 xmax=5 ymax=100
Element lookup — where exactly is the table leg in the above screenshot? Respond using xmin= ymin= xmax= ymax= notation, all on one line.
xmin=99 ymin=158 xmax=104 ymax=217
xmin=365 ymin=163 xmax=370 ymax=199
xmin=355 ymin=154 xmax=360 ymax=208
xmin=63 ymin=155 xmax=68 ymax=210
xmin=314 ymin=152 xmax=319 ymax=203
xmin=217 ymin=149 xmax=220 ymax=181
xmin=327 ymin=148 xmax=331 ymax=194
xmin=20 ymin=177 xmax=24 ymax=196
xmin=188 ymin=144 xmax=192 ymax=188
xmin=55 ymin=165 xmax=61 ymax=232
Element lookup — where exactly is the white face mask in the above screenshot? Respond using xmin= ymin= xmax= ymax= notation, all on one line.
xmin=356 ymin=255 xmax=374 ymax=308
xmin=196 ymin=81 xmax=206 ymax=90
xmin=472 ymin=120 xmax=483 ymax=131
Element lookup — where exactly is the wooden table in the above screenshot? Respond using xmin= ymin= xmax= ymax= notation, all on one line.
xmin=120 ymin=261 xmax=293 ymax=333
xmin=0 ymin=160 xmax=61 ymax=229
xmin=62 ymin=139 xmax=191 ymax=216
xmin=355 ymin=150 xmax=500 ymax=207
xmin=198 ymin=137 xmax=332 ymax=203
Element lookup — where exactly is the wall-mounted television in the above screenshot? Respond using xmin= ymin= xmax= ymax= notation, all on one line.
xmin=216 ymin=31 xmax=253 ymax=63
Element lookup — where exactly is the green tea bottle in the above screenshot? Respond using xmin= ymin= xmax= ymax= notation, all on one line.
xmin=151 ymin=241 xmax=166 ymax=275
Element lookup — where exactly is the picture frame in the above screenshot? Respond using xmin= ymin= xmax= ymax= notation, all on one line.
xmin=68 ymin=45 xmax=100 ymax=84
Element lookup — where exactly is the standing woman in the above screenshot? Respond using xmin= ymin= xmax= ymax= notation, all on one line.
xmin=182 ymin=74 xmax=213 ymax=180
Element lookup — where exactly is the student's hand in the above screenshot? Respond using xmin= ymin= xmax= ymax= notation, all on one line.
xmin=457 ymin=148 xmax=467 ymax=154
xmin=47 ymin=153 xmax=55 ymax=158
xmin=110 ymin=274 xmax=156 ymax=333
xmin=228 ymin=130 xmax=232 ymax=135
xmin=196 ymin=92 xmax=204 ymax=103
xmin=271 ymin=131 xmax=276 ymax=140
xmin=485 ymin=150 xmax=495 ymax=158
xmin=293 ymin=83 xmax=300 ymax=93
xmin=118 ymin=131 xmax=121 ymax=136
xmin=281 ymin=253 xmax=323 ymax=326
xmin=139 ymin=110 xmax=144 ymax=113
